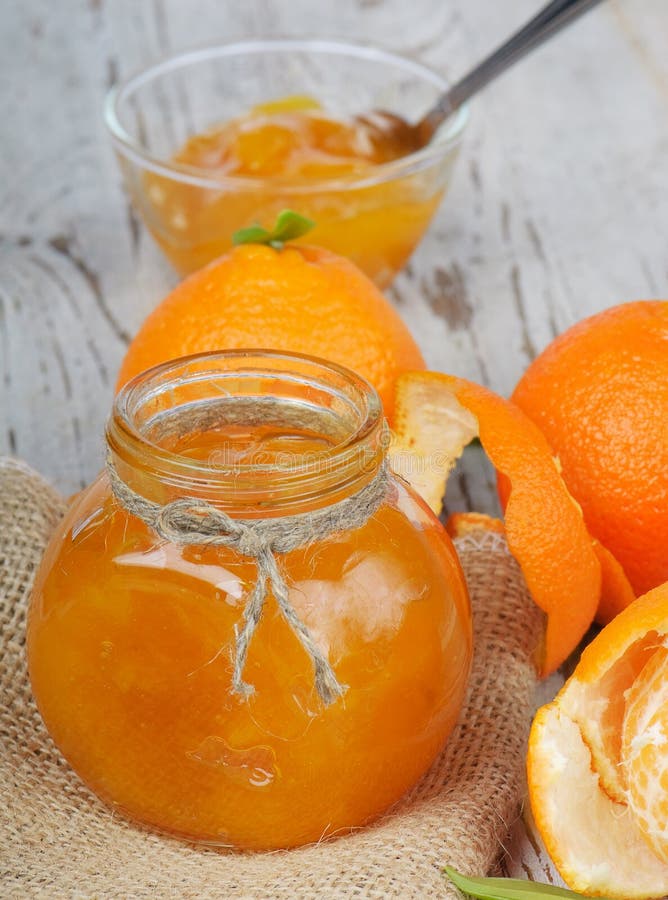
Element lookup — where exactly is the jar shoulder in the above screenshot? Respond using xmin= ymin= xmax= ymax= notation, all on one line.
xmin=33 ymin=472 xmax=469 ymax=630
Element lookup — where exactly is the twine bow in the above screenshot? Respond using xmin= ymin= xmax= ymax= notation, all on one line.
xmin=106 ymin=453 xmax=389 ymax=706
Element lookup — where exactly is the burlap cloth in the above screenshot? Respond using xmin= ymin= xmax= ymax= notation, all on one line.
xmin=0 ymin=457 xmax=544 ymax=899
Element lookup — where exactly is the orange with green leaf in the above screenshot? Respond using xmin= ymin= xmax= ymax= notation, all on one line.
xmin=117 ymin=213 xmax=424 ymax=419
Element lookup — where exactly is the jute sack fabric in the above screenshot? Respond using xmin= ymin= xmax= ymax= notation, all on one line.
xmin=0 ymin=456 xmax=544 ymax=899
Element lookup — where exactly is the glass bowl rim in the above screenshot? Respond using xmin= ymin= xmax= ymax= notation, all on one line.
xmin=104 ymin=37 xmax=469 ymax=193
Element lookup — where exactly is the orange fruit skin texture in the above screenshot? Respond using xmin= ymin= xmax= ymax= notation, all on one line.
xmin=116 ymin=243 xmax=425 ymax=419
xmin=451 ymin=378 xmax=601 ymax=676
xmin=510 ymin=301 xmax=668 ymax=603
xmin=591 ymin=538 xmax=637 ymax=625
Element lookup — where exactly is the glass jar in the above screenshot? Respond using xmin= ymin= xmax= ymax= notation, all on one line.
xmin=27 ymin=350 xmax=472 ymax=851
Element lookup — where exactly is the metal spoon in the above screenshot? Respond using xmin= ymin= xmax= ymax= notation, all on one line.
xmin=359 ymin=0 xmax=606 ymax=154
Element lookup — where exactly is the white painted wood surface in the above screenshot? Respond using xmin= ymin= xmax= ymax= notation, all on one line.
xmin=2 ymin=0 xmax=667 ymax=890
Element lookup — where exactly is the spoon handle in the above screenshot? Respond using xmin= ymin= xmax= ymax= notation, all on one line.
xmin=423 ymin=0 xmax=605 ymax=133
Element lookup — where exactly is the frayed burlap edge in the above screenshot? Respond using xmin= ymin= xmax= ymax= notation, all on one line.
xmin=0 ymin=457 xmax=544 ymax=899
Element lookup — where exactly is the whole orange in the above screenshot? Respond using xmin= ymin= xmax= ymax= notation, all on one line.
xmin=510 ymin=301 xmax=668 ymax=598
xmin=116 ymin=243 xmax=424 ymax=418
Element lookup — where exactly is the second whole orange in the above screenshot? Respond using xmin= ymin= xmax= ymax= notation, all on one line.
xmin=509 ymin=300 xmax=668 ymax=613
xmin=116 ymin=242 xmax=424 ymax=419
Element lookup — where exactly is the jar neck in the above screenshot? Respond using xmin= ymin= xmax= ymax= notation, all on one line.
xmin=106 ymin=350 xmax=387 ymax=518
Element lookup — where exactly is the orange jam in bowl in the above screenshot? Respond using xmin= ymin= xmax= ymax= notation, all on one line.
xmin=105 ymin=41 xmax=468 ymax=287
xmin=28 ymin=350 xmax=472 ymax=850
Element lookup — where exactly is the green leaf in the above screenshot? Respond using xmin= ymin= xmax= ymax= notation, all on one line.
xmin=232 ymin=209 xmax=315 ymax=249
xmin=271 ymin=209 xmax=315 ymax=243
xmin=232 ymin=224 xmax=273 ymax=245
xmin=443 ymin=867 xmax=614 ymax=900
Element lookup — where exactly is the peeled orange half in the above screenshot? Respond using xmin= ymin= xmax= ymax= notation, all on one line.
xmin=528 ymin=582 xmax=668 ymax=898
xmin=390 ymin=372 xmax=601 ymax=676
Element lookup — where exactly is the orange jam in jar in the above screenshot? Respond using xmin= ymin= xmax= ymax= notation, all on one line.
xmin=28 ymin=351 xmax=472 ymax=850
xmin=134 ymin=98 xmax=452 ymax=286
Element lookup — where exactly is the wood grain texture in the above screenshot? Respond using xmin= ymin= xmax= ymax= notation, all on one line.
xmin=1 ymin=0 xmax=667 ymax=885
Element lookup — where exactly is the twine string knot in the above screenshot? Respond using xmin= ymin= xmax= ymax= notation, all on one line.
xmin=106 ymin=452 xmax=389 ymax=706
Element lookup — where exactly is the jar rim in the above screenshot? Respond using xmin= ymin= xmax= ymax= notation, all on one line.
xmin=107 ymin=349 xmax=387 ymax=514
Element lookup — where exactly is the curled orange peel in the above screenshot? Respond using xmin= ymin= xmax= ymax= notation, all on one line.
xmin=445 ymin=512 xmax=505 ymax=539
xmin=499 ymin=451 xmax=636 ymax=627
xmin=592 ymin=539 xmax=636 ymax=626
xmin=390 ymin=371 xmax=601 ymax=676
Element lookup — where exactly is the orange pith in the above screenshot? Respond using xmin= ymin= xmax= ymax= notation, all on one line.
xmin=391 ymin=371 xmax=601 ymax=675
xmin=116 ymin=243 xmax=424 ymax=420
xmin=528 ymin=582 xmax=668 ymax=898
xmin=511 ymin=300 xmax=668 ymax=609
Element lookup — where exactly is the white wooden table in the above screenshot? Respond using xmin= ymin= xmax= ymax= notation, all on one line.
xmin=2 ymin=0 xmax=667 ymax=889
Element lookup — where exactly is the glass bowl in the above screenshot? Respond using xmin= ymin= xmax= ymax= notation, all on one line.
xmin=105 ymin=39 xmax=468 ymax=287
